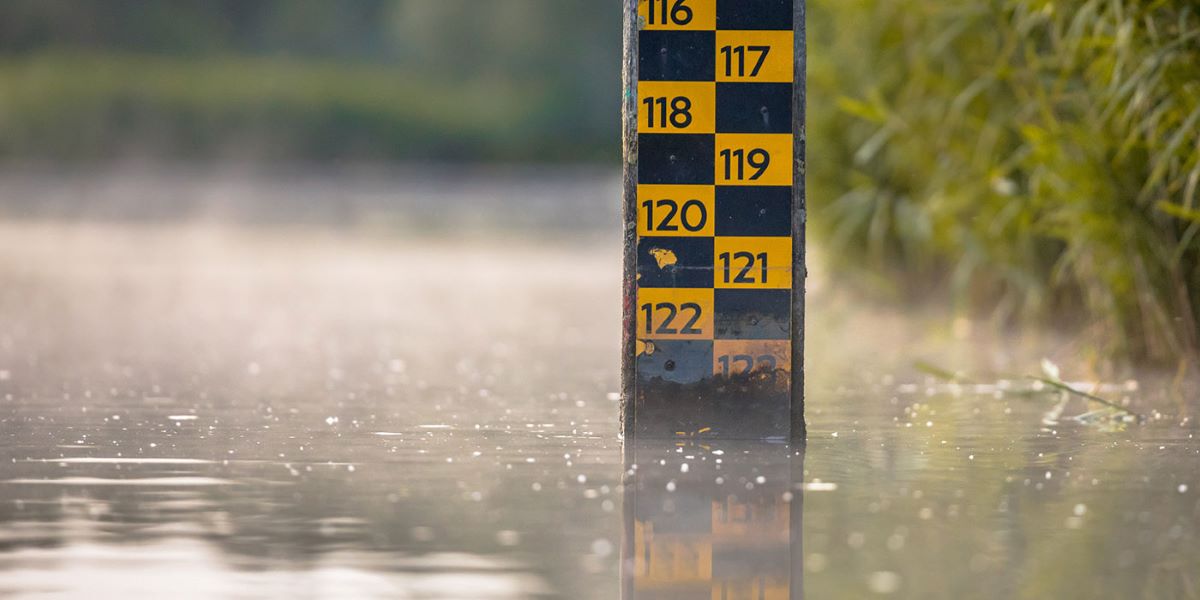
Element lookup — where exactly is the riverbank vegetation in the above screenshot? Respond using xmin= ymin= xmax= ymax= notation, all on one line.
xmin=0 ymin=1 xmax=618 ymax=161
xmin=809 ymin=0 xmax=1200 ymax=364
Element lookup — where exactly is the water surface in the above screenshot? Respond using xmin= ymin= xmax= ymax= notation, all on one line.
xmin=0 ymin=206 xmax=1196 ymax=598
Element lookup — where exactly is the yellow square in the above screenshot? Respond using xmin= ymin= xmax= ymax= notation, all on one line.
xmin=637 ymin=185 xmax=715 ymax=237
xmin=638 ymin=0 xmax=715 ymax=31
xmin=715 ymin=134 xmax=793 ymax=186
xmin=636 ymin=537 xmax=713 ymax=587
xmin=713 ymin=340 xmax=791 ymax=376
xmin=637 ymin=288 xmax=714 ymax=340
xmin=714 ymin=237 xmax=792 ymax=289
xmin=638 ymin=82 xmax=715 ymax=134
xmin=710 ymin=579 xmax=790 ymax=600
xmin=715 ymin=31 xmax=794 ymax=83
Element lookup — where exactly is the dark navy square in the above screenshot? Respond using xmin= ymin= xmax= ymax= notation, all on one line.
xmin=716 ymin=83 xmax=792 ymax=134
xmin=637 ymin=236 xmax=715 ymax=288
xmin=636 ymin=340 xmax=714 ymax=386
xmin=638 ymin=134 xmax=715 ymax=185
xmin=716 ymin=0 xmax=793 ymax=30
xmin=715 ymin=289 xmax=790 ymax=339
xmin=639 ymin=30 xmax=715 ymax=82
xmin=715 ymin=186 xmax=792 ymax=237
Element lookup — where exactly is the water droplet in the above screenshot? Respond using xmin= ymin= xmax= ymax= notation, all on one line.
xmin=591 ymin=538 xmax=613 ymax=558
xmin=496 ymin=530 xmax=520 ymax=546
xmin=867 ymin=571 xmax=902 ymax=594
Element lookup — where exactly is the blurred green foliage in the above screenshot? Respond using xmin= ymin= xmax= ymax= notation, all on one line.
xmin=0 ymin=0 xmax=619 ymax=161
xmin=808 ymin=0 xmax=1200 ymax=362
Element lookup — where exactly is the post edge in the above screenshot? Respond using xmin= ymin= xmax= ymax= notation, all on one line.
xmin=620 ymin=0 xmax=640 ymax=448
xmin=791 ymin=0 xmax=808 ymax=445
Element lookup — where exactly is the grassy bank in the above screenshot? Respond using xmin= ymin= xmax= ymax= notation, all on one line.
xmin=0 ymin=52 xmax=612 ymax=162
xmin=808 ymin=0 xmax=1200 ymax=363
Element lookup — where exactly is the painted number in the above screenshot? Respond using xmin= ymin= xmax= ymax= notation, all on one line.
xmin=642 ymin=198 xmax=708 ymax=233
xmin=720 ymin=148 xmax=771 ymax=181
xmin=720 ymin=45 xmax=770 ymax=78
xmin=717 ymin=354 xmax=778 ymax=376
xmin=641 ymin=302 xmax=703 ymax=336
xmin=646 ymin=0 xmax=693 ymax=26
xmin=719 ymin=251 xmax=768 ymax=284
xmin=642 ymin=96 xmax=693 ymax=129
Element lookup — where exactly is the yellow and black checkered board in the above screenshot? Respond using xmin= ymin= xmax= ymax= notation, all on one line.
xmin=633 ymin=0 xmax=796 ymax=439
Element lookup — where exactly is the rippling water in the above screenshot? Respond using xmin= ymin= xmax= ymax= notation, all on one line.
xmin=0 ymin=214 xmax=1197 ymax=599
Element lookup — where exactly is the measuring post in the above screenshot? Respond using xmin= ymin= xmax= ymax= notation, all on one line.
xmin=621 ymin=0 xmax=805 ymax=441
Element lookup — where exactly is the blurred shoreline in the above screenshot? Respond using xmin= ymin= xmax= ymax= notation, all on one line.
xmin=0 ymin=162 xmax=621 ymax=237
xmin=0 ymin=162 xmax=1190 ymax=407
xmin=1 ymin=212 xmax=1186 ymax=416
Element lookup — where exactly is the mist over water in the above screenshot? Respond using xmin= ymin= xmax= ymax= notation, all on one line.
xmin=1 ymin=171 xmax=1197 ymax=598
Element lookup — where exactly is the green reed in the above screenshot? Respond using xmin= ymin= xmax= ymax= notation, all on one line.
xmin=809 ymin=0 xmax=1200 ymax=363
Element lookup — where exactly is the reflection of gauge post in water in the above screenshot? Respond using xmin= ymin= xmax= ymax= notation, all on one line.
xmin=621 ymin=442 xmax=805 ymax=599
xmin=621 ymin=0 xmax=806 ymax=441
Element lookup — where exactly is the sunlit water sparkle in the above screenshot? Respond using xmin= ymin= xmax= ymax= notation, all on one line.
xmin=0 ymin=215 xmax=1197 ymax=599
